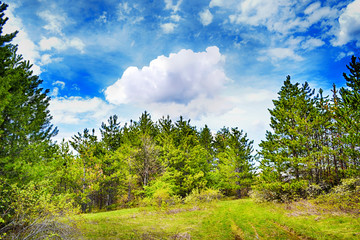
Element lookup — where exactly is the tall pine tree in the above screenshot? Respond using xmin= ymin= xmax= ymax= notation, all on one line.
xmin=0 ymin=2 xmax=57 ymax=181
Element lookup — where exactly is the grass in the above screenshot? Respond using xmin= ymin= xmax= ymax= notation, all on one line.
xmin=77 ymin=199 xmax=360 ymax=239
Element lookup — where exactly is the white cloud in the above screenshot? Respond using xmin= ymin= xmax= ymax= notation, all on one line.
xmin=147 ymin=94 xmax=232 ymax=121
xmin=39 ymin=37 xmax=64 ymax=51
xmin=216 ymin=0 xmax=339 ymax=38
xmin=3 ymin=3 xmax=41 ymax=75
xmin=209 ymin=0 xmax=238 ymax=8
xmin=40 ymin=54 xmax=62 ymax=65
xmin=306 ymin=5 xmax=337 ymax=26
xmin=50 ymin=96 xmax=115 ymax=125
xmin=116 ymin=2 xmax=144 ymax=24
xmin=334 ymin=0 xmax=360 ymax=46
xmin=51 ymin=87 xmax=59 ymax=97
xmin=259 ymin=47 xmax=304 ymax=62
xmin=304 ymin=2 xmax=321 ymax=15
xmin=69 ymin=38 xmax=85 ymax=53
xmin=97 ymin=11 xmax=108 ymax=24
xmin=190 ymin=86 xmax=277 ymax=149
xmin=118 ymin=2 xmax=132 ymax=21
xmin=164 ymin=0 xmax=183 ymax=12
xmin=105 ymin=46 xmax=227 ymax=107
xmin=209 ymin=0 xmax=224 ymax=8
xmin=39 ymin=36 xmax=85 ymax=53
xmin=336 ymin=51 xmax=354 ymax=61
xmin=199 ymin=9 xmax=213 ymax=26
xmin=38 ymin=10 xmax=67 ymax=35
xmin=301 ymin=37 xmax=325 ymax=50
xmin=40 ymin=54 xmax=52 ymax=65
xmin=171 ymin=14 xmax=181 ymax=22
xmin=161 ymin=22 xmax=176 ymax=33
xmin=52 ymin=80 xmax=65 ymax=89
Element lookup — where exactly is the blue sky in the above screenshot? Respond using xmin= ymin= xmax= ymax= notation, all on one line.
xmin=4 ymin=0 xmax=360 ymax=148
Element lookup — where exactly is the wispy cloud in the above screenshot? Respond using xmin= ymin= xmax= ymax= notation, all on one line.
xmin=38 ymin=10 xmax=68 ymax=35
xmin=258 ymin=47 xmax=304 ymax=63
xmin=164 ymin=0 xmax=183 ymax=13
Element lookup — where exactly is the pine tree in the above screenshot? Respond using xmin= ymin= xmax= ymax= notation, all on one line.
xmin=337 ymin=56 xmax=360 ymax=175
xmin=100 ymin=115 xmax=123 ymax=151
xmin=258 ymin=76 xmax=320 ymax=200
xmin=215 ymin=127 xmax=254 ymax=197
xmin=0 ymin=2 xmax=57 ymax=180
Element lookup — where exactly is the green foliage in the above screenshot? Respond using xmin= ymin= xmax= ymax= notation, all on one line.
xmin=0 ymin=178 xmax=78 ymax=239
xmin=251 ymin=180 xmax=308 ymax=203
xmin=258 ymin=68 xmax=360 ymax=202
xmin=314 ymin=177 xmax=360 ymax=214
xmin=0 ymin=3 xmax=57 ymax=182
xmin=141 ymin=173 xmax=181 ymax=208
xmin=184 ymin=188 xmax=222 ymax=204
xmin=214 ymin=127 xmax=255 ymax=197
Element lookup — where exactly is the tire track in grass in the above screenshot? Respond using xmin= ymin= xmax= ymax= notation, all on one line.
xmin=272 ymin=221 xmax=314 ymax=240
xmin=230 ymin=219 xmax=245 ymax=240
xmin=249 ymin=222 xmax=262 ymax=240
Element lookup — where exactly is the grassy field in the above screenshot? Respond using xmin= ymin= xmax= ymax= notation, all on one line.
xmin=77 ymin=198 xmax=360 ymax=239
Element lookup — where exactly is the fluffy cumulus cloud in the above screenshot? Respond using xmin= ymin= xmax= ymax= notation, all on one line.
xmin=105 ymin=46 xmax=227 ymax=106
xmin=334 ymin=0 xmax=360 ymax=46
xmin=50 ymin=96 xmax=115 ymax=125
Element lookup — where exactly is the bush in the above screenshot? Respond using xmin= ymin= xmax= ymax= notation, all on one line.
xmin=251 ymin=180 xmax=307 ymax=203
xmin=184 ymin=188 xmax=222 ymax=204
xmin=141 ymin=178 xmax=182 ymax=208
xmin=306 ymin=184 xmax=323 ymax=198
xmin=314 ymin=178 xmax=360 ymax=214
xmin=0 ymin=179 xmax=79 ymax=239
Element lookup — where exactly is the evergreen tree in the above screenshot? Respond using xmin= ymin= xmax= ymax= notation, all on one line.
xmin=215 ymin=127 xmax=254 ymax=197
xmin=258 ymin=76 xmax=320 ymax=200
xmin=199 ymin=125 xmax=213 ymax=154
xmin=0 ymin=2 xmax=57 ymax=181
xmin=337 ymin=56 xmax=360 ymax=175
xmin=100 ymin=115 xmax=123 ymax=151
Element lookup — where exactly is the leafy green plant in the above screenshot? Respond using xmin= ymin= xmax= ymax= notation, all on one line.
xmin=184 ymin=188 xmax=222 ymax=204
xmin=0 ymin=179 xmax=79 ymax=239
xmin=314 ymin=177 xmax=360 ymax=214
xmin=251 ymin=180 xmax=307 ymax=202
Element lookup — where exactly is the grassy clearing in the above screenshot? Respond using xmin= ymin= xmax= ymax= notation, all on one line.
xmin=77 ymin=199 xmax=360 ymax=239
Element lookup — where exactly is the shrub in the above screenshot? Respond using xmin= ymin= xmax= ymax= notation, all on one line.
xmin=306 ymin=184 xmax=323 ymax=198
xmin=251 ymin=180 xmax=307 ymax=203
xmin=0 ymin=179 xmax=79 ymax=239
xmin=184 ymin=188 xmax=222 ymax=204
xmin=141 ymin=178 xmax=182 ymax=208
xmin=314 ymin=177 xmax=360 ymax=214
